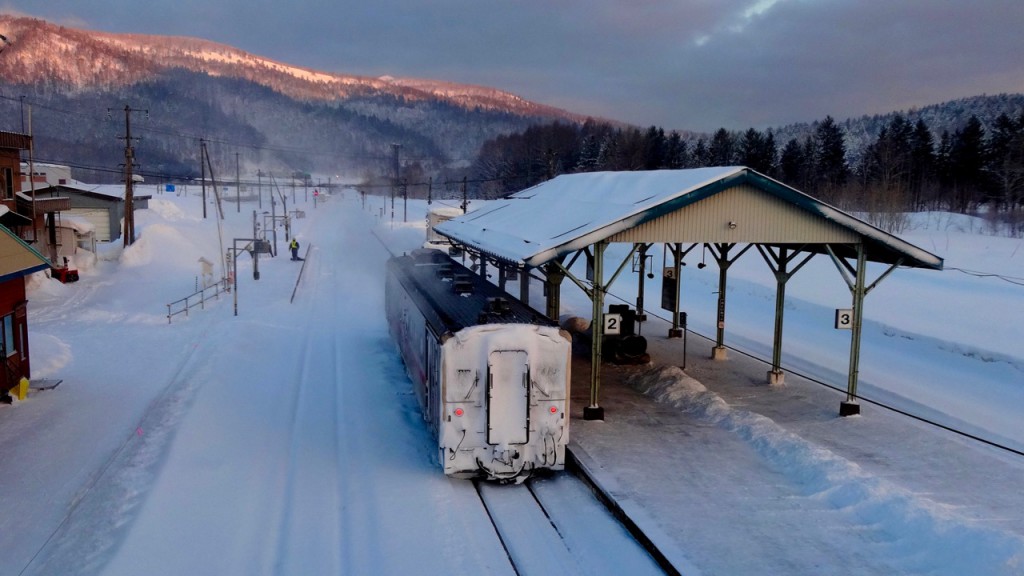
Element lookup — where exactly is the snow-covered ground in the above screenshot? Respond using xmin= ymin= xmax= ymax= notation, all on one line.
xmin=0 ymin=183 xmax=1021 ymax=575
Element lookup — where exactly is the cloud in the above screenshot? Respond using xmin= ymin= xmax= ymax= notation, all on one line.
xmin=2 ymin=0 xmax=1022 ymax=133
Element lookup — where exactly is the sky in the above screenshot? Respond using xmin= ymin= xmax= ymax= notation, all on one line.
xmin=1 ymin=182 xmax=1022 ymax=574
xmin=3 ymin=2 xmax=1024 ymax=135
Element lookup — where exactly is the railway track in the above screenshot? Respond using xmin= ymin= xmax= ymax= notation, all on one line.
xmin=473 ymin=472 xmax=668 ymax=576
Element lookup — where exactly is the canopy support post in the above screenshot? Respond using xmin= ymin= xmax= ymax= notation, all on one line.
xmin=843 ymin=244 xmax=868 ymax=416
xmin=708 ymin=243 xmax=752 ymax=360
xmin=669 ymin=243 xmax=684 ymax=338
xmin=635 ymin=243 xmax=651 ymax=335
xmin=585 ymin=240 xmax=607 ymax=421
xmin=544 ymin=261 xmax=565 ymax=322
xmin=825 ymin=244 xmax=904 ymax=416
xmin=519 ymin=265 xmax=529 ymax=305
xmin=756 ymin=245 xmax=815 ymax=386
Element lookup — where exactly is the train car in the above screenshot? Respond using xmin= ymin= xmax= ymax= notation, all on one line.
xmin=385 ymin=249 xmax=571 ymax=482
xmin=422 ymin=206 xmax=462 ymax=252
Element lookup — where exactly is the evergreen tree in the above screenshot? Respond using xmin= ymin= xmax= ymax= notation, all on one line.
xmin=909 ymin=118 xmax=936 ymax=209
xmin=690 ymin=138 xmax=709 ymax=167
xmin=575 ymin=133 xmax=601 ymax=172
xmin=708 ymin=128 xmax=735 ymax=166
xmin=802 ymin=138 xmax=817 ymax=191
xmin=738 ymin=128 xmax=776 ymax=175
xmin=763 ymin=130 xmax=778 ymax=177
xmin=664 ymin=131 xmax=688 ymax=169
xmin=596 ymin=131 xmax=619 ymax=171
xmin=812 ymin=116 xmax=849 ymax=200
xmin=987 ymin=112 xmax=1024 ymax=210
xmin=779 ymin=138 xmax=806 ymax=188
xmin=858 ymin=115 xmax=913 ymax=215
xmin=642 ymin=126 xmax=667 ymax=170
xmin=935 ymin=130 xmax=954 ymax=207
xmin=948 ymin=115 xmax=988 ymax=212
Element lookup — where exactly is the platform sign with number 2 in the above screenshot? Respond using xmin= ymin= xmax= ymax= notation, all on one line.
xmin=604 ymin=313 xmax=622 ymax=336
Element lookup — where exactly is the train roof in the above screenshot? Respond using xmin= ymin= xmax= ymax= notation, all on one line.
xmin=387 ymin=249 xmax=555 ymax=337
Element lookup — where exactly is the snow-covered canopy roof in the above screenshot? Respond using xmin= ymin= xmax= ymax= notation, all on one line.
xmin=435 ymin=167 xmax=943 ymax=270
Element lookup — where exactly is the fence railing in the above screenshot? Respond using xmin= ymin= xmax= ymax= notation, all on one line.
xmin=166 ymin=278 xmax=230 ymax=323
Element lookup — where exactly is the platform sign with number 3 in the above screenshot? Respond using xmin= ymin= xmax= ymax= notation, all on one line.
xmin=834 ymin=308 xmax=853 ymax=330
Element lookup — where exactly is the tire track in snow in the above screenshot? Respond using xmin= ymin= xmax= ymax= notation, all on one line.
xmin=19 ymin=323 xmax=215 ymax=576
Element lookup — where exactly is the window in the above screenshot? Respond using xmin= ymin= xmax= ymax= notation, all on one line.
xmin=1 ymin=167 xmax=12 ymax=199
xmin=2 ymin=314 xmax=15 ymax=357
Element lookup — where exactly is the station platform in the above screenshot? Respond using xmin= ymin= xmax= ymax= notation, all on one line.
xmin=564 ymin=316 xmax=1024 ymax=575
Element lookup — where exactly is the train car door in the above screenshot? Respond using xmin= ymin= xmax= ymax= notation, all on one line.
xmin=486 ymin=350 xmax=529 ymax=445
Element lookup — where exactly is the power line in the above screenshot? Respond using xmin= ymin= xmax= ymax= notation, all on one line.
xmin=0 ymin=91 xmax=406 ymax=161
xmin=946 ymin=266 xmax=1024 ymax=287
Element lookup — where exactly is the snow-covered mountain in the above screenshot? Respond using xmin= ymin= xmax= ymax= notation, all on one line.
xmin=0 ymin=15 xmax=589 ymax=180
xmin=0 ymin=15 xmax=578 ymax=120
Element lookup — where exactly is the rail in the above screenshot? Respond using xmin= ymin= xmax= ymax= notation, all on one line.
xmin=290 ymin=243 xmax=312 ymax=303
xmin=166 ymin=278 xmax=230 ymax=323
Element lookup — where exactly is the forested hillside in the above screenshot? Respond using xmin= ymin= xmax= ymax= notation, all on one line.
xmin=469 ymin=95 xmax=1024 ymax=235
xmin=0 ymin=15 xmax=582 ymax=183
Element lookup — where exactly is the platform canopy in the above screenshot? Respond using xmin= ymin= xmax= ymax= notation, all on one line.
xmin=435 ymin=166 xmax=942 ymax=271
xmin=435 ymin=166 xmax=943 ymax=419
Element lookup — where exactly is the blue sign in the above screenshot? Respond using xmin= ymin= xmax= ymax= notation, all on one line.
xmin=165 ymin=184 xmax=176 ymax=192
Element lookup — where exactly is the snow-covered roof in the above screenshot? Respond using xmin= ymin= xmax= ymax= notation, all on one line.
xmin=77 ymin=184 xmax=127 ymax=200
xmin=0 ymin=223 xmax=50 ymax=281
xmin=56 ymin=213 xmax=95 ymax=234
xmin=25 ymin=183 xmax=153 ymax=202
xmin=435 ymin=167 xmax=943 ymax=270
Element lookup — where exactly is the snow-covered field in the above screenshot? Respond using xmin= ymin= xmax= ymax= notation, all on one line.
xmin=0 ymin=183 xmax=1021 ymax=575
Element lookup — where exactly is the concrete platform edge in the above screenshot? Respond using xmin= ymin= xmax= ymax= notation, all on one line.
xmin=566 ymin=441 xmax=703 ymax=576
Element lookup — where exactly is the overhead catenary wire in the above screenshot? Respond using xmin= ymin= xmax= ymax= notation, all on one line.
xmin=10 ymin=92 xmax=1024 ymax=284
xmin=24 ymin=109 xmax=1024 ymax=456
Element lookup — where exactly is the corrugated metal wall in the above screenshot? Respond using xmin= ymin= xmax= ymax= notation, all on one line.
xmin=610 ymin=184 xmax=859 ymax=244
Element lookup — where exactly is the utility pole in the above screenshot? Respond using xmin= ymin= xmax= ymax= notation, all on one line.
xmin=200 ymin=139 xmax=207 ymax=219
xmin=461 ymin=176 xmax=468 ymax=213
xmin=391 ymin=143 xmax=402 ymax=222
xmin=271 ymin=181 xmax=278 ymax=255
xmin=27 ymin=104 xmax=37 ymax=244
xmin=201 ymin=141 xmax=224 ymax=220
xmin=111 ymin=105 xmax=148 ymax=246
xmin=257 ymin=169 xmax=263 ymax=210
xmin=235 ymin=152 xmax=240 ymax=213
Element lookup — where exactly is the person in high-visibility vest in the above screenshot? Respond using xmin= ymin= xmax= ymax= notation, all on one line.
xmin=290 ymin=238 xmax=301 ymax=261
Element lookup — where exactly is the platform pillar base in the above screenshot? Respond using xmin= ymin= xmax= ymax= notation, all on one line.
xmin=767 ymin=370 xmax=785 ymax=387
xmin=839 ymin=401 xmax=861 ymax=417
xmin=668 ymin=328 xmax=683 ymax=339
xmin=583 ymin=405 xmax=605 ymax=421
xmin=711 ymin=346 xmax=728 ymax=361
